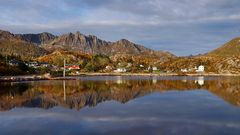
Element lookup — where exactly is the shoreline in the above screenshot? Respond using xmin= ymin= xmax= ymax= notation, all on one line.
xmin=75 ymin=72 xmax=240 ymax=77
xmin=1 ymin=73 xmax=240 ymax=82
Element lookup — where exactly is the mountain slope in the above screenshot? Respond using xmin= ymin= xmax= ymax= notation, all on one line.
xmin=15 ymin=32 xmax=56 ymax=45
xmin=110 ymin=39 xmax=151 ymax=55
xmin=110 ymin=39 xmax=175 ymax=58
xmin=0 ymin=30 xmax=47 ymax=59
xmin=207 ymin=37 xmax=240 ymax=56
xmin=43 ymin=31 xmax=175 ymax=58
xmin=43 ymin=31 xmax=111 ymax=54
xmin=0 ymin=29 xmax=175 ymax=59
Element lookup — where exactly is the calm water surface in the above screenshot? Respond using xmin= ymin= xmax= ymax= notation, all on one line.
xmin=0 ymin=76 xmax=240 ymax=135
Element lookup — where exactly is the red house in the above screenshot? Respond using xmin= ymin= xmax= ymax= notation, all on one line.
xmin=65 ymin=65 xmax=80 ymax=70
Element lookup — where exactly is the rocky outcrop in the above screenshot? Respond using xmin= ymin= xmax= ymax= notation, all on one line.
xmin=43 ymin=31 xmax=176 ymax=57
xmin=0 ymin=29 xmax=176 ymax=58
xmin=44 ymin=31 xmax=111 ymax=54
xmin=15 ymin=32 xmax=56 ymax=45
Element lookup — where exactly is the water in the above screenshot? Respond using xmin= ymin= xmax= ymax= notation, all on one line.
xmin=0 ymin=76 xmax=240 ymax=135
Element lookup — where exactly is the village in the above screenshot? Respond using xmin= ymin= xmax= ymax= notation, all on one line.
xmin=6 ymin=58 xmax=205 ymax=76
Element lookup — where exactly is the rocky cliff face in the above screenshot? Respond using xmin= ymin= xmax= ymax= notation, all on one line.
xmin=15 ymin=32 xmax=56 ymax=45
xmin=44 ymin=31 xmax=111 ymax=54
xmin=0 ymin=29 xmax=176 ymax=58
xmin=43 ymin=31 xmax=176 ymax=57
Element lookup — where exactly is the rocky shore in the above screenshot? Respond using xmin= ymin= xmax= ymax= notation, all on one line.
xmin=86 ymin=73 xmax=240 ymax=76
xmin=0 ymin=74 xmax=52 ymax=82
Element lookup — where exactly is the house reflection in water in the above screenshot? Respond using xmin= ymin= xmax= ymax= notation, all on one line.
xmin=152 ymin=76 xmax=157 ymax=84
xmin=116 ymin=76 xmax=123 ymax=84
xmin=195 ymin=76 xmax=204 ymax=86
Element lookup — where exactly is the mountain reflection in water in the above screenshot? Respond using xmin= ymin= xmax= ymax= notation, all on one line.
xmin=0 ymin=76 xmax=240 ymax=111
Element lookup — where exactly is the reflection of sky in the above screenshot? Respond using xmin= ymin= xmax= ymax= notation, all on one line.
xmin=1 ymin=90 xmax=240 ymax=135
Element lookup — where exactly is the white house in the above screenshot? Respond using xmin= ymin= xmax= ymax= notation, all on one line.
xmin=181 ymin=68 xmax=188 ymax=72
xmin=105 ymin=65 xmax=113 ymax=70
xmin=152 ymin=67 xmax=158 ymax=71
xmin=27 ymin=62 xmax=38 ymax=68
xmin=196 ymin=65 xmax=204 ymax=72
xmin=127 ymin=63 xmax=132 ymax=68
xmin=114 ymin=68 xmax=127 ymax=73
xmin=148 ymin=66 xmax=158 ymax=71
xmin=39 ymin=62 xmax=51 ymax=68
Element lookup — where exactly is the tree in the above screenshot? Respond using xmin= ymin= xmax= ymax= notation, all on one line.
xmin=82 ymin=54 xmax=111 ymax=72
xmin=79 ymin=59 xmax=88 ymax=68
xmin=84 ymin=62 xmax=95 ymax=72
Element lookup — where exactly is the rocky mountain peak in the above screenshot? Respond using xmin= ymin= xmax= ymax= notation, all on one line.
xmin=117 ymin=39 xmax=132 ymax=44
xmin=0 ymin=30 xmax=14 ymax=40
xmin=0 ymin=29 xmax=176 ymax=58
xmin=75 ymin=31 xmax=82 ymax=36
xmin=15 ymin=32 xmax=56 ymax=45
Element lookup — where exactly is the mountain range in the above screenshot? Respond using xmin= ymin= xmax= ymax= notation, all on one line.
xmin=0 ymin=30 xmax=175 ymax=59
xmin=0 ymin=29 xmax=239 ymax=60
xmin=15 ymin=32 xmax=56 ymax=45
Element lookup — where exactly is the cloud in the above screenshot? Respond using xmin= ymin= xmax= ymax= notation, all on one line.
xmin=0 ymin=0 xmax=240 ymax=55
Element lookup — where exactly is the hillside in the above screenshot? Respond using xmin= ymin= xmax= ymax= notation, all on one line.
xmin=43 ymin=31 xmax=111 ymax=54
xmin=15 ymin=32 xmax=56 ymax=45
xmin=0 ymin=30 xmax=176 ymax=59
xmin=37 ymin=51 xmax=91 ymax=67
xmin=0 ymin=29 xmax=175 ymax=61
xmin=207 ymin=37 xmax=240 ymax=56
xmin=1 ymin=29 xmax=240 ymax=74
xmin=159 ymin=55 xmax=240 ymax=74
xmin=42 ymin=31 xmax=176 ymax=57
xmin=0 ymin=30 xmax=47 ymax=60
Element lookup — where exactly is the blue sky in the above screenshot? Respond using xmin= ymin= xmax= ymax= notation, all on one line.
xmin=0 ymin=0 xmax=240 ymax=56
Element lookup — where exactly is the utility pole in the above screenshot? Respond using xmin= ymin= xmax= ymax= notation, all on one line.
xmin=5 ymin=55 xmax=7 ymax=64
xmin=63 ymin=80 xmax=66 ymax=101
xmin=63 ymin=59 xmax=66 ymax=77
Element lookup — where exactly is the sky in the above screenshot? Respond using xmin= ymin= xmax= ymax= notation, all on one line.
xmin=0 ymin=0 xmax=240 ymax=56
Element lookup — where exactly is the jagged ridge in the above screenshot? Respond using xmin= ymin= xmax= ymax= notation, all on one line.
xmin=15 ymin=32 xmax=56 ymax=45
xmin=0 ymin=29 xmax=175 ymax=58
